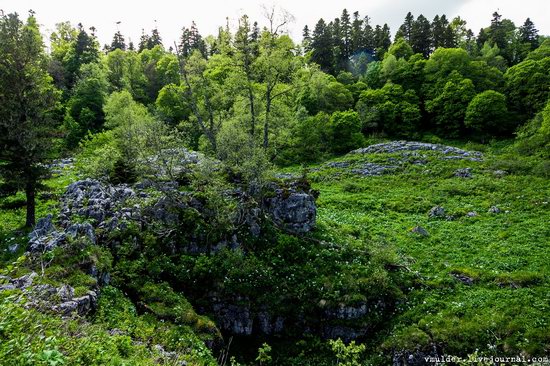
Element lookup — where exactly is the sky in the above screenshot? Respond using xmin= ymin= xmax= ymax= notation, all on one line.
xmin=1 ymin=0 xmax=549 ymax=48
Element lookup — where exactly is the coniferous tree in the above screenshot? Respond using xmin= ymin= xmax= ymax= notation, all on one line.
xmin=179 ymin=21 xmax=206 ymax=58
xmin=363 ymin=17 xmax=375 ymax=51
xmin=0 ymin=12 xmax=60 ymax=227
xmin=64 ymin=23 xmax=100 ymax=88
xmin=302 ymin=25 xmax=312 ymax=53
xmin=432 ymin=15 xmax=450 ymax=49
xmin=489 ymin=11 xmax=506 ymax=50
xmin=411 ymin=14 xmax=432 ymax=57
xmin=396 ymin=12 xmax=414 ymax=42
xmin=519 ymin=18 xmax=539 ymax=50
xmin=251 ymin=21 xmax=260 ymax=57
xmin=477 ymin=27 xmax=489 ymax=49
xmin=311 ymin=18 xmax=334 ymax=73
xmin=138 ymin=29 xmax=150 ymax=52
xmin=110 ymin=30 xmax=126 ymax=51
xmin=331 ymin=18 xmax=345 ymax=71
xmin=340 ymin=9 xmax=352 ymax=59
xmin=351 ymin=11 xmax=363 ymax=53
xmin=148 ymin=27 xmax=163 ymax=49
xmin=443 ymin=23 xmax=456 ymax=47
xmin=374 ymin=24 xmax=391 ymax=58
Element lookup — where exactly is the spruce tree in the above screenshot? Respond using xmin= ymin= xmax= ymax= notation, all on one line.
xmin=396 ymin=12 xmax=414 ymax=42
xmin=411 ymin=14 xmax=432 ymax=57
xmin=0 ymin=12 xmax=60 ymax=227
xmin=519 ymin=18 xmax=539 ymax=50
xmin=302 ymin=25 xmax=312 ymax=53
xmin=351 ymin=11 xmax=363 ymax=53
xmin=110 ymin=30 xmax=126 ymax=51
xmin=340 ymin=9 xmax=352 ymax=59
xmin=311 ymin=18 xmax=334 ymax=73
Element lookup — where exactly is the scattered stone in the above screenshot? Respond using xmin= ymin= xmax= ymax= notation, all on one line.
xmin=256 ymin=311 xmax=285 ymax=335
xmin=466 ymin=211 xmax=478 ymax=217
xmin=488 ymin=206 xmax=501 ymax=214
xmin=274 ymin=172 xmax=299 ymax=179
xmin=493 ymin=170 xmax=508 ymax=177
xmin=8 ymin=243 xmax=19 ymax=253
xmin=411 ymin=226 xmax=429 ymax=237
xmin=29 ymin=214 xmax=55 ymax=240
xmin=428 ymin=206 xmax=445 ymax=218
xmin=325 ymin=161 xmax=351 ymax=168
xmin=351 ymin=163 xmax=398 ymax=176
xmin=53 ymin=290 xmax=97 ymax=316
xmin=451 ymin=273 xmax=474 ymax=285
xmin=10 ymin=272 xmax=38 ymax=289
xmin=57 ymin=285 xmax=75 ymax=302
xmin=109 ymin=328 xmax=126 ymax=336
xmin=454 ymin=168 xmax=473 ymax=178
xmin=324 ymin=303 xmax=369 ymax=320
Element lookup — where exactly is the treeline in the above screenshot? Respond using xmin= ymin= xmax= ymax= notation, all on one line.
xmin=1 ymin=9 xmax=550 ymax=227
xmin=304 ymin=10 xmax=541 ymax=74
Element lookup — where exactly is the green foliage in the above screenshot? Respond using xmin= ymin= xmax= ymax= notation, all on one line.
xmin=64 ymin=62 xmax=109 ymax=147
xmin=504 ymin=57 xmax=550 ymax=120
xmin=387 ymin=38 xmax=413 ymax=60
xmin=465 ymin=90 xmax=509 ymax=139
xmin=297 ymin=71 xmax=354 ymax=115
xmin=329 ymin=339 xmax=366 ymax=366
xmin=425 ymin=74 xmax=476 ymax=137
xmin=328 ymin=111 xmax=364 ymax=154
xmin=515 ymin=98 xmax=550 ymax=157
xmin=255 ymin=343 xmax=272 ymax=365
xmin=156 ymin=83 xmax=191 ymax=125
xmin=75 ymin=131 xmax=120 ymax=179
xmin=357 ymin=83 xmax=421 ymax=137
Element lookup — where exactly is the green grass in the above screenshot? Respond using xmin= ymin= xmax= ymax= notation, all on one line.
xmin=293 ymin=140 xmax=550 ymax=358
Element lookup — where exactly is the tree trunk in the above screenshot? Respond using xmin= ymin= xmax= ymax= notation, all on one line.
xmin=25 ymin=181 xmax=36 ymax=228
xmin=248 ymin=83 xmax=256 ymax=136
xmin=264 ymin=85 xmax=272 ymax=149
xmin=263 ymin=99 xmax=270 ymax=149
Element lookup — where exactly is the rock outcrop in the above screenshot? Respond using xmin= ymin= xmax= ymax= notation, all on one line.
xmin=0 ymin=272 xmax=98 ymax=316
xmin=351 ymin=141 xmax=483 ymax=161
xmin=264 ymin=184 xmax=317 ymax=234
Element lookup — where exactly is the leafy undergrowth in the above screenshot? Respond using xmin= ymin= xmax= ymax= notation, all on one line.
xmin=291 ymin=139 xmax=550 ymax=361
xmin=0 ymin=167 xmax=218 ymax=366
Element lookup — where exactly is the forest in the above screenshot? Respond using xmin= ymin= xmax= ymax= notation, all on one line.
xmin=0 ymin=4 xmax=549 ymax=365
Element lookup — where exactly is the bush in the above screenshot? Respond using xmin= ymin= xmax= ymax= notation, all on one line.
xmin=465 ymin=90 xmax=509 ymax=139
xmin=329 ymin=111 xmax=365 ymax=154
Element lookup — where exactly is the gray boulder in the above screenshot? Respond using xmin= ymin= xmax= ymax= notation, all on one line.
xmin=454 ymin=168 xmax=473 ymax=178
xmin=265 ymin=188 xmax=317 ymax=233
xmin=428 ymin=206 xmax=446 ymax=218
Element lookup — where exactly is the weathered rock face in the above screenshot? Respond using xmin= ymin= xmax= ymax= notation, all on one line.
xmin=60 ymin=179 xmax=138 ymax=229
xmin=211 ymin=297 xmax=254 ymax=335
xmin=264 ymin=186 xmax=317 ymax=234
xmin=28 ymin=179 xmax=140 ymax=252
xmin=29 ymin=176 xmax=318 ymax=254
